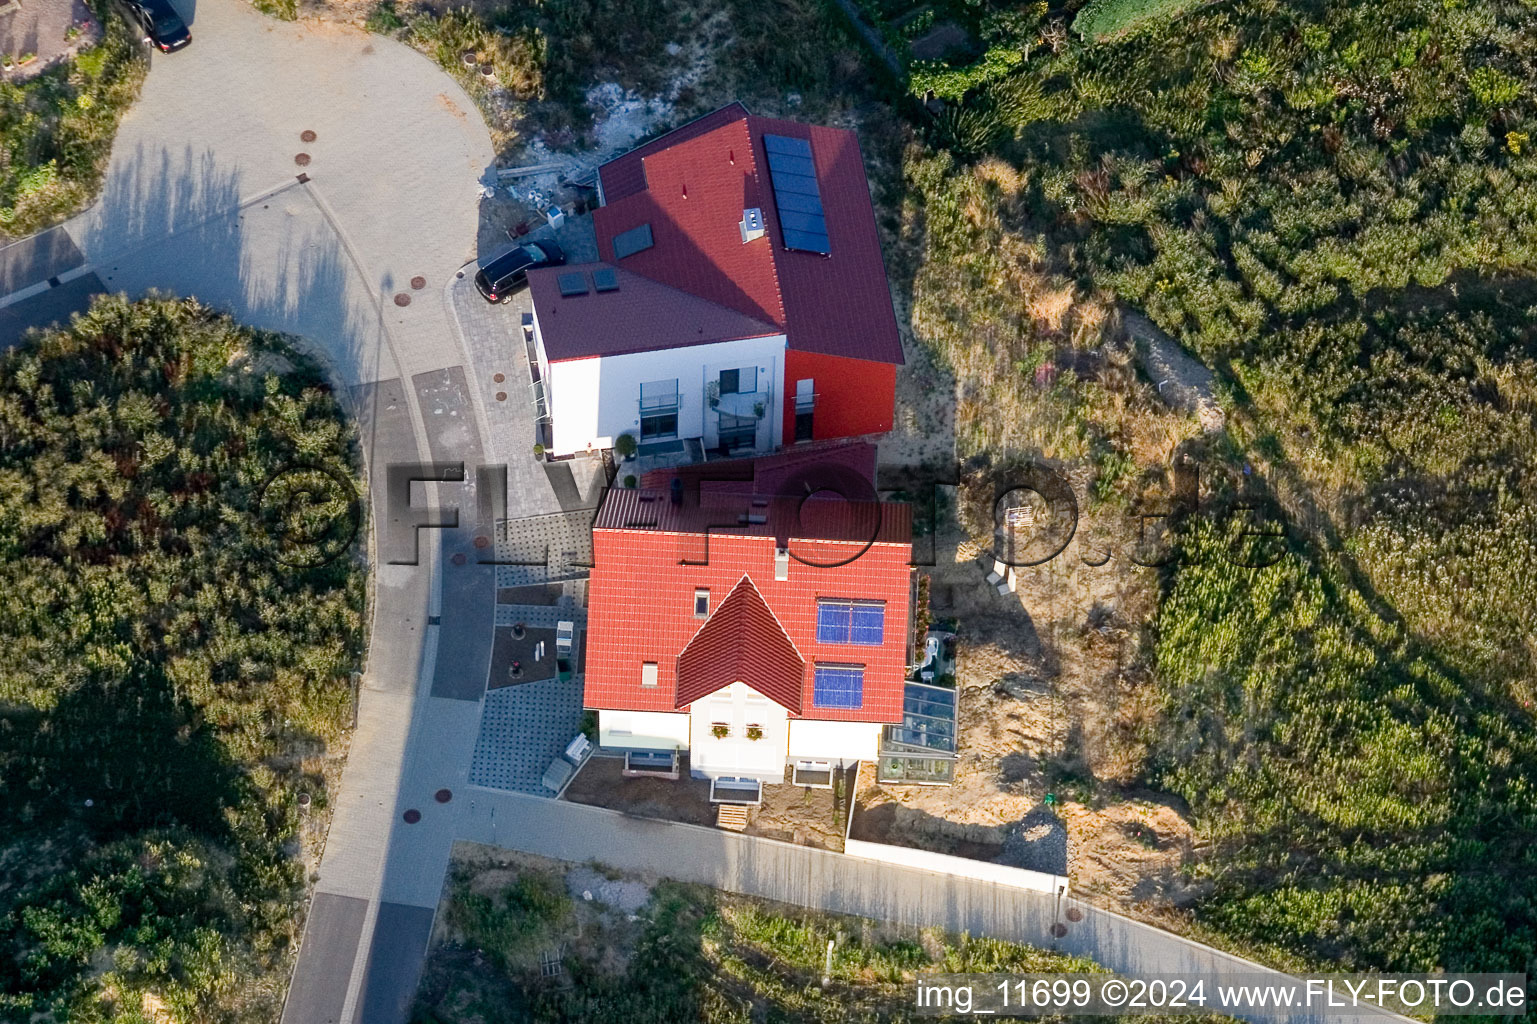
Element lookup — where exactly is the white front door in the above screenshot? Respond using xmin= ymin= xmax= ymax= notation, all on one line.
xmin=688 ymin=682 xmax=788 ymax=781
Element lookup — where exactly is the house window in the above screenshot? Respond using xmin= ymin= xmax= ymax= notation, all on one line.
xmin=639 ymin=379 xmax=679 ymax=440
xmin=794 ymin=379 xmax=815 ymax=442
xmin=720 ymin=367 xmax=757 ymax=394
xmin=816 ymin=600 xmax=885 ymax=646
xmin=613 ymin=223 xmax=654 ymax=259
xmin=694 ymin=588 xmax=710 ymax=617
xmin=718 ymin=413 xmax=756 ymax=453
xmin=813 ymin=664 xmax=864 ymax=709
xmin=641 ymin=662 xmax=658 ymax=687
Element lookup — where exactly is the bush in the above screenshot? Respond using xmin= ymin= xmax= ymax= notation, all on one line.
xmin=613 ymin=432 xmax=638 ymax=459
xmin=0 ymin=3 xmax=146 ymax=237
xmin=0 ymin=295 xmax=366 ymax=1019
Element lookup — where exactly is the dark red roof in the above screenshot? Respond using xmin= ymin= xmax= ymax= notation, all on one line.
xmin=596 ymin=442 xmax=909 ymax=548
xmin=599 ymin=102 xmax=751 ymax=204
xmin=528 ymin=262 xmax=779 ymax=361
xmin=590 ymin=106 xmax=903 ymax=366
xmin=676 ymin=576 xmax=804 ymax=712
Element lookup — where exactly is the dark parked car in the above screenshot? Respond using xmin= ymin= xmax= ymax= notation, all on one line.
xmin=474 ymin=241 xmax=565 ymax=303
xmin=129 ymin=0 xmax=191 ymax=51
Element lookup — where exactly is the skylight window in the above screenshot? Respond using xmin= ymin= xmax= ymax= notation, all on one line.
xmin=612 ymin=223 xmax=654 ymax=259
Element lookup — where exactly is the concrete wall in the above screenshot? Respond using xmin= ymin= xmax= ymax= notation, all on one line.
xmin=787 ymin=719 xmax=881 ymax=763
xmin=543 ymin=334 xmax=787 ymax=456
xmin=843 ymin=836 xmax=1068 ymax=895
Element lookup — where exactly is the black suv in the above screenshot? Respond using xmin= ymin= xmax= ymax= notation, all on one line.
xmin=473 ymin=241 xmax=565 ymax=303
xmin=129 ymin=0 xmax=191 ymax=51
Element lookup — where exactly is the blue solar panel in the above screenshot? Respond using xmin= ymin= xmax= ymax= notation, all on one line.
xmin=762 ymin=134 xmax=830 ymax=255
xmin=817 ymin=601 xmax=884 ymax=645
xmin=850 ymin=604 xmax=885 ymax=645
xmin=817 ymin=602 xmax=851 ymax=643
xmin=813 ymin=665 xmax=864 ymax=709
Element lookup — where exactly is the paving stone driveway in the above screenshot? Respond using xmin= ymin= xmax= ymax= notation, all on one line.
xmin=64 ymin=0 xmax=492 ymax=388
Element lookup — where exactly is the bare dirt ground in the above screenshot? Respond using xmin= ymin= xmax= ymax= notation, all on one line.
xmin=852 ymin=504 xmax=1209 ymax=920
xmin=563 ymin=755 xmax=854 ymax=851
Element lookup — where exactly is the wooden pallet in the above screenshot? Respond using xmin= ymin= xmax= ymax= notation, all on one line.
xmin=716 ymin=803 xmax=749 ymax=831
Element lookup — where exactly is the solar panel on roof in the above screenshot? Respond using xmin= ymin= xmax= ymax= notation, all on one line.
xmin=557 ymin=272 xmax=589 ymax=297
xmin=762 ymin=134 xmax=831 ymax=255
xmin=592 ymin=268 xmax=619 ymax=292
xmin=612 ymin=223 xmax=654 ymax=259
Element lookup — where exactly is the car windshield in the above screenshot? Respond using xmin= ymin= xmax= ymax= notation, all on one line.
xmin=522 ymin=244 xmax=547 ymax=262
xmin=484 ymin=249 xmax=532 ymax=278
xmin=156 ymin=13 xmax=183 ymax=31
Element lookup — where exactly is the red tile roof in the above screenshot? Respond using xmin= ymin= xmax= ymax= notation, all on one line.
xmin=591 ymin=105 xmax=904 ymax=366
xmin=527 ymin=262 xmax=779 ymax=361
xmin=583 ymin=448 xmax=913 ymax=723
xmin=599 ymin=102 xmax=751 ymax=204
xmin=676 ymin=576 xmax=805 ymax=712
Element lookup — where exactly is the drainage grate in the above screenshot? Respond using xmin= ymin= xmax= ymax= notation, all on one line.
xmin=403 ymin=808 xmax=421 ymax=824
xmin=411 ymin=275 xmax=426 ymax=290
xmin=294 ymin=153 xmax=311 ymax=166
xmin=434 ymin=789 xmax=453 ymax=803
xmin=493 ymin=372 xmax=506 ymax=383
xmin=495 ymin=391 xmax=507 ymax=402
xmin=1049 ymin=923 xmax=1068 ymax=938
xmin=1065 ymin=908 xmax=1083 ymax=922
xmin=300 ymin=129 xmax=317 ymax=143
xmin=393 ymin=293 xmax=411 ymax=307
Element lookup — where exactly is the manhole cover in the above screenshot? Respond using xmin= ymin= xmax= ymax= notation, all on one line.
xmin=473 ymin=535 xmax=491 ymax=549
xmin=435 ymin=789 xmax=453 ymax=803
xmin=300 ymin=129 xmax=317 ymax=143
xmin=393 ymin=293 xmax=411 ymax=307
xmin=1065 ymin=907 xmax=1083 ymax=922
xmin=451 ymin=552 xmax=467 ymax=565
xmin=1049 ymin=923 xmax=1068 ymax=938
xmin=403 ymin=809 xmax=421 ymax=824
xmin=294 ymin=153 xmax=310 ymax=166
xmin=495 ymin=391 xmax=507 ymax=402
xmin=493 ymin=372 xmax=505 ymax=383
xmin=411 ymin=275 xmax=426 ymax=290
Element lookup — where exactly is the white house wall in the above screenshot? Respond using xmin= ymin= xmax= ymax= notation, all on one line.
xmin=787 ymin=719 xmax=882 ymax=765
xmin=542 ymin=333 xmax=787 ymax=457
xmin=688 ymin=682 xmax=789 ymax=782
xmin=598 ymin=709 xmax=691 ymax=751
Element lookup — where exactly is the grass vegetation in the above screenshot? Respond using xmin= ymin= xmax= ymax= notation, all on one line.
xmin=416 ymin=856 xmax=1221 ymax=1024
xmin=0 ymin=1 xmax=145 ymax=237
xmin=1071 ymin=0 xmax=1208 ymax=42
xmin=881 ymin=0 xmax=1537 ymax=985
xmin=0 ymin=296 xmax=367 ymax=1020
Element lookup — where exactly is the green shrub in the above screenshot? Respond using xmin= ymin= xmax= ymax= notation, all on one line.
xmin=0 ymin=4 xmax=146 ymax=237
xmin=1072 ymin=0 xmax=1208 ymax=42
xmin=0 ymin=295 xmax=366 ymax=1019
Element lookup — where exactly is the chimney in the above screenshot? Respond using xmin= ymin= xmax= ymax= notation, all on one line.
xmin=774 ymin=546 xmax=789 ymax=581
xmin=739 ymin=207 xmax=766 ymax=243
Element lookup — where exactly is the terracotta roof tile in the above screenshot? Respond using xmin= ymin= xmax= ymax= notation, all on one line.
xmin=676 ymin=575 xmax=805 ymax=712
